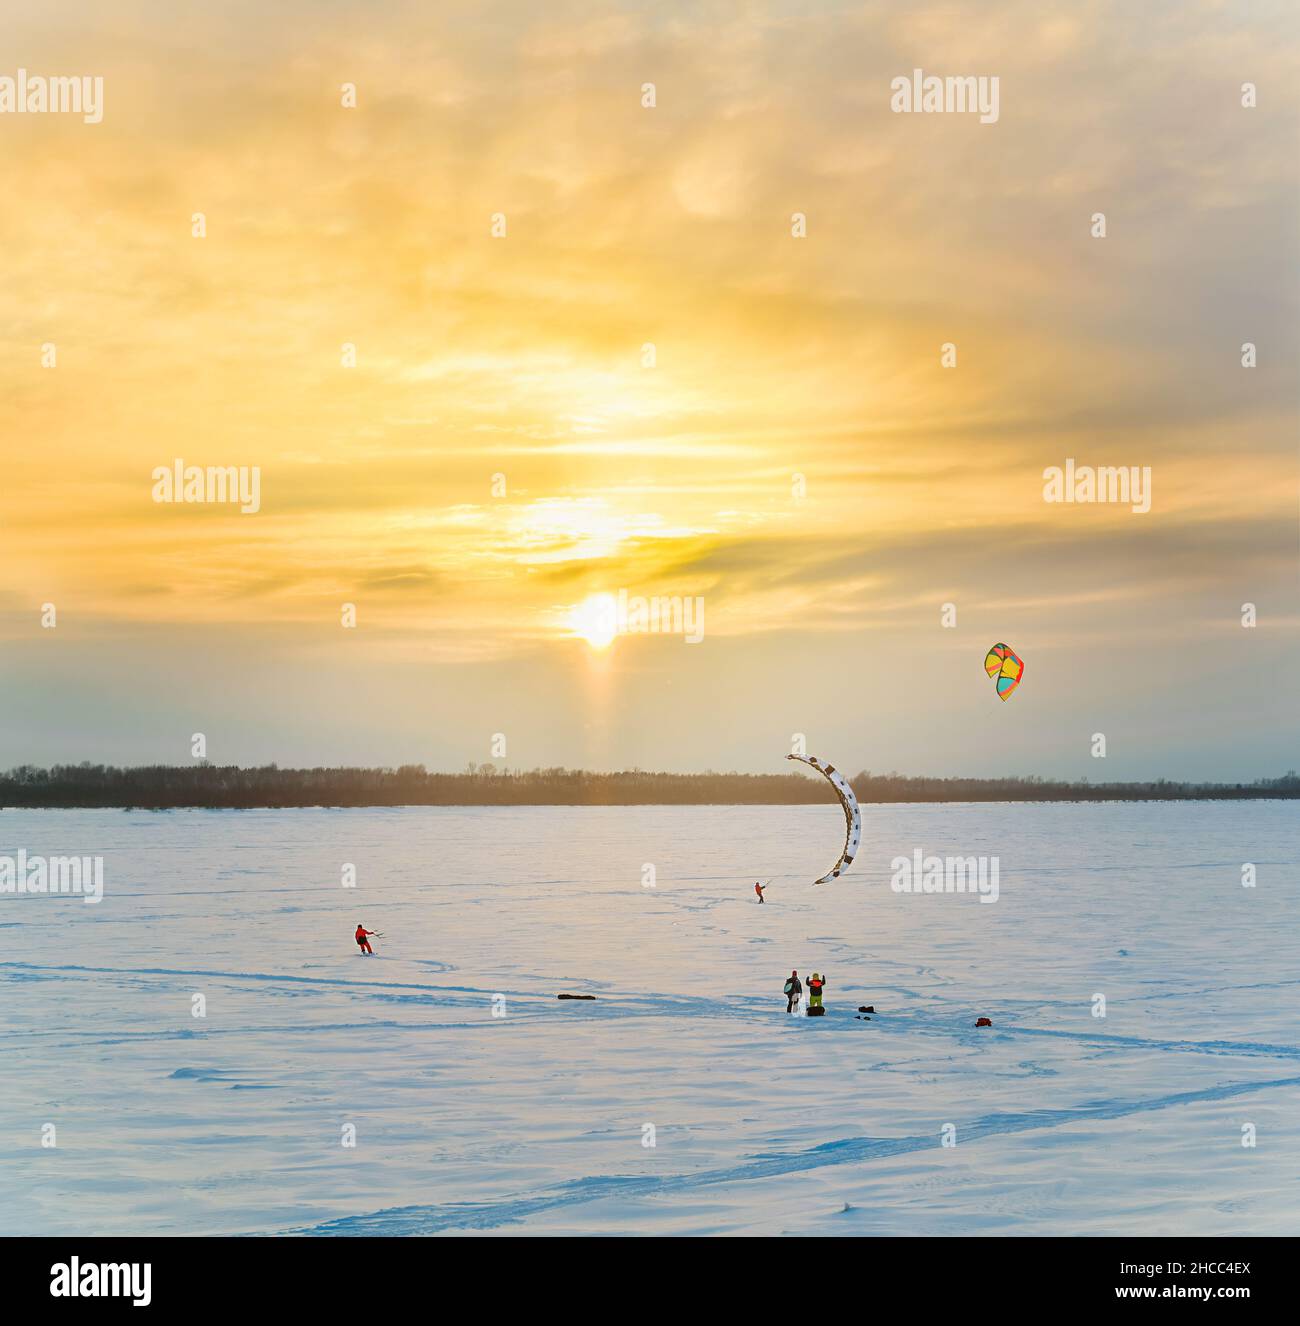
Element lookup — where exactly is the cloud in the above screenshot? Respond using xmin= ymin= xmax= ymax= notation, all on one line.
xmin=0 ymin=0 xmax=1295 ymax=768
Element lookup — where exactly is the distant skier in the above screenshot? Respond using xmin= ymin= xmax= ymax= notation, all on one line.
xmin=755 ymin=881 xmax=766 ymax=903
xmin=807 ymin=972 xmax=826 ymax=1010
xmin=355 ymin=924 xmax=375 ymax=955
xmin=784 ymin=970 xmax=802 ymax=1013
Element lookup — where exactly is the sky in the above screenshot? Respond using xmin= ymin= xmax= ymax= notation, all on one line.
xmin=1 ymin=0 xmax=1297 ymax=778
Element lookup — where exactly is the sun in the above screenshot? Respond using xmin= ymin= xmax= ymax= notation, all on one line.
xmin=570 ymin=593 xmax=618 ymax=649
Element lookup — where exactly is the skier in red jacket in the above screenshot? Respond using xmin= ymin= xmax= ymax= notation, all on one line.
xmin=355 ymin=925 xmax=375 ymax=955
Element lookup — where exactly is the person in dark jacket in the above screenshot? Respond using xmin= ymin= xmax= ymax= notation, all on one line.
xmin=784 ymin=970 xmax=802 ymax=1013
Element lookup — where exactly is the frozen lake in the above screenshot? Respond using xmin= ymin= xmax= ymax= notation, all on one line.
xmin=1 ymin=802 xmax=1296 ymax=1236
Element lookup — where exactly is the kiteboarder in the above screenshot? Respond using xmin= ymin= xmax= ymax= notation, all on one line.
xmin=355 ymin=924 xmax=375 ymax=955
xmin=755 ymin=881 xmax=766 ymax=903
xmin=807 ymin=972 xmax=826 ymax=1010
xmin=784 ymin=970 xmax=802 ymax=1013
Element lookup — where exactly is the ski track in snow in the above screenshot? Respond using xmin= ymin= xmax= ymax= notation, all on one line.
xmin=290 ymin=1074 xmax=1300 ymax=1235
xmin=4 ymin=962 xmax=1300 ymax=1066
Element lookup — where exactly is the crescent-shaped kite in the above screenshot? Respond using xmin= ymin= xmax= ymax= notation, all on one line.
xmin=786 ymin=753 xmax=861 ymax=885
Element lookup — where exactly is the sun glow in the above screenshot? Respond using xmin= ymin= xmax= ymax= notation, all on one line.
xmin=569 ymin=593 xmax=618 ymax=649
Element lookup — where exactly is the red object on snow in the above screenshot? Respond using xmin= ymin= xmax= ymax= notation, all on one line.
xmin=975 ymin=1017 xmax=992 ymax=1027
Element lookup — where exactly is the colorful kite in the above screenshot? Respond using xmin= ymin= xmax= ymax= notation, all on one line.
xmin=984 ymin=643 xmax=1025 ymax=701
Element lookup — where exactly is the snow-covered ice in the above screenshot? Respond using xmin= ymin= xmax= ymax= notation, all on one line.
xmin=1 ymin=801 xmax=1295 ymax=1235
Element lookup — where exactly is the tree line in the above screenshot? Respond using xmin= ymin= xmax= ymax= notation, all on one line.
xmin=1 ymin=763 xmax=1295 ymax=808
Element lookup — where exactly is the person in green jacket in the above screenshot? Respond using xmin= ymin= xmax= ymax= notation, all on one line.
xmin=807 ymin=972 xmax=826 ymax=1009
